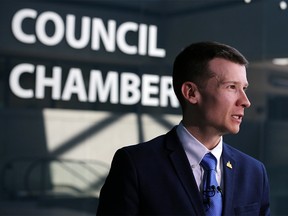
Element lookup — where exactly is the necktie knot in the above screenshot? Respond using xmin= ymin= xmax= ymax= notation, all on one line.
xmin=201 ymin=153 xmax=217 ymax=171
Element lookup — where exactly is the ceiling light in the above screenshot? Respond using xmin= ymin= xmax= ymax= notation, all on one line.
xmin=272 ymin=58 xmax=288 ymax=66
xmin=280 ymin=1 xmax=287 ymax=10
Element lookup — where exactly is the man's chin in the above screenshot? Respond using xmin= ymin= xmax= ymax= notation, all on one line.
xmin=225 ymin=127 xmax=240 ymax=135
xmin=230 ymin=128 xmax=240 ymax=134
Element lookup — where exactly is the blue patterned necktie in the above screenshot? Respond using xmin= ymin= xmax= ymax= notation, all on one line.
xmin=201 ymin=153 xmax=222 ymax=216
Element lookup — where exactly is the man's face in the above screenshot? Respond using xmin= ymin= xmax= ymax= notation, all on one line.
xmin=197 ymin=58 xmax=251 ymax=135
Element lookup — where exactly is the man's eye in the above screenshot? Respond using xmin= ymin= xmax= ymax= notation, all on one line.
xmin=228 ymin=85 xmax=236 ymax=89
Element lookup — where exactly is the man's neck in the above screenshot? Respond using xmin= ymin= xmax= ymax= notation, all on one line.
xmin=182 ymin=122 xmax=222 ymax=150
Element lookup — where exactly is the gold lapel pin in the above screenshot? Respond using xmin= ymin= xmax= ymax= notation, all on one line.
xmin=226 ymin=161 xmax=232 ymax=169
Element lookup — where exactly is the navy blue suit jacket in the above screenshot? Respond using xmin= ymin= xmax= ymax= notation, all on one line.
xmin=97 ymin=127 xmax=270 ymax=215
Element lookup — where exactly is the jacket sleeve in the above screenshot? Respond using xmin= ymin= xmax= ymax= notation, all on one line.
xmin=96 ymin=148 xmax=139 ymax=215
xmin=260 ymin=162 xmax=270 ymax=216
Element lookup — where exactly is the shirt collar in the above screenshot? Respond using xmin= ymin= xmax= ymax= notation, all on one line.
xmin=176 ymin=122 xmax=223 ymax=168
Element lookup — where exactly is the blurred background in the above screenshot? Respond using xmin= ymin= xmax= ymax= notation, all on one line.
xmin=1 ymin=0 xmax=288 ymax=215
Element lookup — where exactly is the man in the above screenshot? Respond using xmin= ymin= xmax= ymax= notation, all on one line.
xmin=96 ymin=41 xmax=270 ymax=215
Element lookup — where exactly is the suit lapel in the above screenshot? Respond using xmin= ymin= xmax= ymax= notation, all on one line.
xmin=166 ymin=128 xmax=205 ymax=215
xmin=222 ymin=144 xmax=236 ymax=216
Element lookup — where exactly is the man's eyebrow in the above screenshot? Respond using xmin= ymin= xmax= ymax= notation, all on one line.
xmin=220 ymin=80 xmax=249 ymax=87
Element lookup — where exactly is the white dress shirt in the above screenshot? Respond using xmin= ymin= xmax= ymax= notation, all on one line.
xmin=176 ymin=122 xmax=223 ymax=191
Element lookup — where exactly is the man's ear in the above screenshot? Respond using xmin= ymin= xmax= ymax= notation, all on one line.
xmin=181 ymin=82 xmax=200 ymax=104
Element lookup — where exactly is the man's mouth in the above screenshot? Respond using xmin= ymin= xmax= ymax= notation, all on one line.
xmin=232 ymin=115 xmax=243 ymax=120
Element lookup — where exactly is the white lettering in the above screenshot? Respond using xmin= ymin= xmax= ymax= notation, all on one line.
xmin=62 ymin=68 xmax=87 ymax=101
xmin=11 ymin=8 xmax=166 ymax=57
xmin=120 ymin=72 xmax=140 ymax=105
xmin=88 ymin=70 xmax=118 ymax=103
xmin=117 ymin=22 xmax=138 ymax=55
xmin=35 ymin=65 xmax=61 ymax=100
xmin=148 ymin=25 xmax=166 ymax=58
xmin=12 ymin=8 xmax=37 ymax=44
xmin=141 ymin=74 xmax=159 ymax=106
xmin=9 ymin=63 xmax=179 ymax=109
xmin=91 ymin=18 xmax=116 ymax=52
xmin=160 ymin=76 xmax=179 ymax=108
xmin=66 ymin=15 xmax=91 ymax=49
xmin=9 ymin=63 xmax=34 ymax=98
xmin=138 ymin=24 xmax=148 ymax=56
xmin=36 ymin=11 xmax=64 ymax=46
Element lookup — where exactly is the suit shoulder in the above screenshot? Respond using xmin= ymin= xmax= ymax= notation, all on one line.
xmin=224 ymin=143 xmax=265 ymax=167
xmin=120 ymin=134 xmax=167 ymax=156
xmin=116 ymin=128 xmax=179 ymax=160
xmin=121 ymin=128 xmax=177 ymax=151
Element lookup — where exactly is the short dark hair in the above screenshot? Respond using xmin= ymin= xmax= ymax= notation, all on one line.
xmin=172 ymin=41 xmax=248 ymax=108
